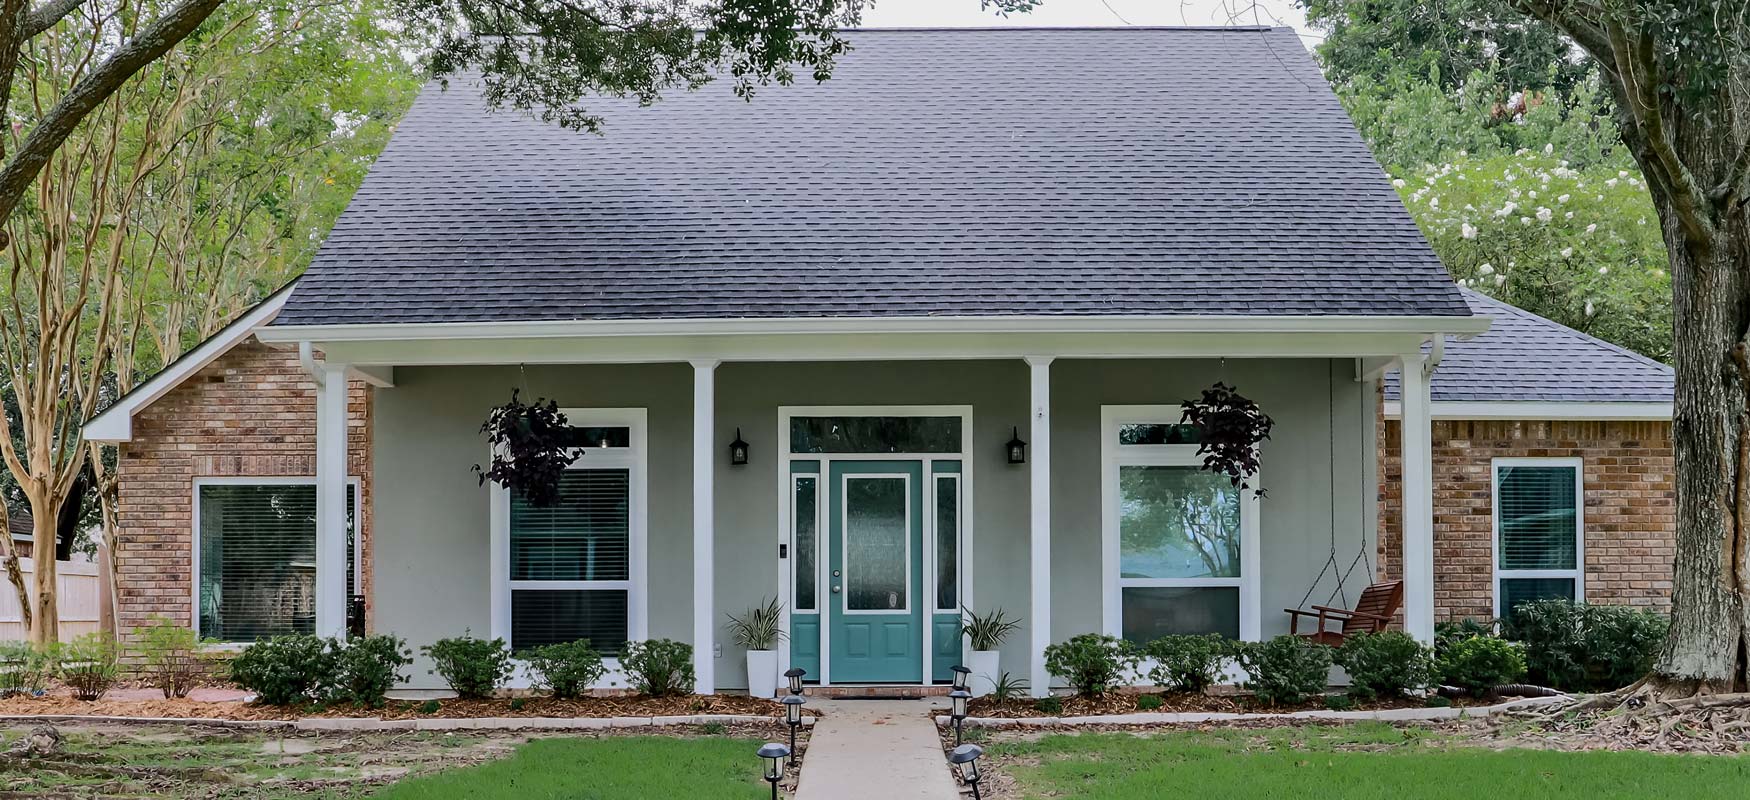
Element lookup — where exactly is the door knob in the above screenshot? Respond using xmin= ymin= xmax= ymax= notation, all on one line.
xmin=831 ymin=585 xmax=842 ymax=594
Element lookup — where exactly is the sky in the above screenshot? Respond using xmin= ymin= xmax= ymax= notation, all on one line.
xmin=859 ymin=0 xmax=1318 ymax=47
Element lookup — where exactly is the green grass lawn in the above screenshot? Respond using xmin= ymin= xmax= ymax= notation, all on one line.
xmin=991 ymin=723 xmax=1750 ymax=800
xmin=370 ymin=736 xmax=776 ymax=800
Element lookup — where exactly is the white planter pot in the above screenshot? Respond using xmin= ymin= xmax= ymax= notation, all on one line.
xmin=969 ymin=650 xmax=1001 ymax=697
xmin=746 ymin=650 xmax=779 ymax=699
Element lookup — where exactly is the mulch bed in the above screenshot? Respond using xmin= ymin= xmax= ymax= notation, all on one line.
xmin=0 ymin=693 xmax=816 ymax=722
xmin=966 ymin=692 xmax=1491 ymax=718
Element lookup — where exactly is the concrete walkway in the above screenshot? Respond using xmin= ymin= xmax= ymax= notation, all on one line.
xmin=796 ymin=699 xmax=959 ymax=800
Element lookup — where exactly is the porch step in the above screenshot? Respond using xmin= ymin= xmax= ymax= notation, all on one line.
xmin=808 ymin=685 xmax=951 ymax=699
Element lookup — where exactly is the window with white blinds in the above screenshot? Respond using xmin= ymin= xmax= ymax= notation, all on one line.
xmin=500 ymin=412 xmax=645 ymax=659
xmin=1494 ymin=459 xmax=1583 ymax=619
xmin=196 ymin=481 xmax=357 ymax=643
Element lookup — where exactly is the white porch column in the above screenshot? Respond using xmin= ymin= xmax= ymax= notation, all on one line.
xmin=1025 ymin=356 xmax=1053 ymax=697
xmin=691 ymin=360 xmax=718 ymax=695
xmin=314 ymin=362 xmax=350 ymax=639
xmin=1398 ymin=353 xmax=1436 ymax=643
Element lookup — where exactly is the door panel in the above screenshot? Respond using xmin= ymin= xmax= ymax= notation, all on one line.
xmin=829 ymin=460 xmax=923 ymax=683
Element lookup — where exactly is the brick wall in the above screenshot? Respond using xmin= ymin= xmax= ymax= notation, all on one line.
xmin=113 ymin=338 xmax=371 ymax=644
xmin=1378 ymin=418 xmax=1675 ymax=622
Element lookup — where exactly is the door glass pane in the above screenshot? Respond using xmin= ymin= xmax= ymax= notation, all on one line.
xmin=935 ymin=476 xmax=958 ymax=610
xmin=1497 ymin=465 xmax=1578 ymax=570
xmin=1121 ymin=586 xmax=1240 ymax=642
xmin=1119 ymin=466 xmax=1241 ymax=579
xmin=845 ymin=477 xmax=908 ymax=611
xmin=791 ymin=417 xmax=961 ymax=453
xmin=794 ymin=476 xmax=818 ymax=611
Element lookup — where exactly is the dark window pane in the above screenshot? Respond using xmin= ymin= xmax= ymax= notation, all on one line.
xmin=1499 ymin=578 xmax=1576 ymax=623
xmin=794 ymin=477 xmax=818 ymax=611
xmin=511 ymin=589 xmax=628 ymax=655
xmin=789 ymin=416 xmax=961 ymax=454
xmin=1120 ymin=586 xmax=1240 ymax=642
xmin=936 ymin=477 xmax=958 ymax=610
xmin=557 ymin=426 xmax=631 ymax=449
xmin=510 ymin=470 xmax=630 ymax=581
xmin=198 ymin=484 xmax=354 ymax=643
xmin=1497 ymin=466 xmax=1578 ymax=571
xmin=1118 ymin=423 xmax=1201 ymax=445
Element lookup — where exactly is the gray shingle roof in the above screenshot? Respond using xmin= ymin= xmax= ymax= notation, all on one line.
xmin=1385 ymin=290 xmax=1672 ymax=404
xmin=275 ymin=27 xmax=1471 ymax=327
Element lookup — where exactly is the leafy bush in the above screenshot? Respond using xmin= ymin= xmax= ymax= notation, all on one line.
xmin=1335 ymin=631 xmax=1433 ymax=701
xmin=961 ymin=608 xmax=1022 ymax=652
xmin=1503 ymin=600 xmax=1667 ymax=691
xmin=418 ymin=699 xmax=441 ymax=714
xmin=422 ymin=635 xmax=512 ymax=700
xmin=1437 ymin=635 xmax=1526 ymax=697
xmin=1043 ymin=634 xmax=1136 ymax=697
xmin=0 ymin=641 xmax=54 ymax=697
xmin=726 ymin=597 xmax=785 ymax=651
xmin=1235 ymin=635 xmax=1332 ymax=706
xmin=229 ymin=635 xmax=334 ymax=706
xmin=621 ymin=639 xmax=695 ymax=697
xmin=58 ymin=633 xmax=120 ymax=701
xmin=1032 ymin=695 xmax=1062 ymax=714
xmin=1135 ymin=694 xmax=1164 ymax=711
xmin=1324 ymin=694 xmax=1357 ymax=711
xmin=135 ymin=617 xmax=213 ymax=699
xmin=1141 ymin=634 xmax=1231 ymax=694
xmin=1435 ymin=618 xmax=1494 ymax=657
xmin=526 ymin=640 xmax=606 ymax=699
xmin=331 ymin=635 xmax=412 ymax=707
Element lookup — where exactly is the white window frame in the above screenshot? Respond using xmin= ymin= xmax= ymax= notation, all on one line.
xmin=1491 ymin=456 xmax=1585 ymax=618
xmin=1100 ymin=406 xmax=1261 ymax=643
xmin=490 ymin=407 xmax=648 ymax=689
xmin=190 ymin=476 xmax=362 ymax=646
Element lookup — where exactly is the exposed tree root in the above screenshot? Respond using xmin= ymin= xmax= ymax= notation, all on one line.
xmin=1501 ymin=677 xmax=1750 ymax=754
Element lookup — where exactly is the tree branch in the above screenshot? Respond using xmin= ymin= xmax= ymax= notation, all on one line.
xmin=0 ymin=0 xmax=223 ymax=249
xmin=1716 ymin=136 xmax=1750 ymax=208
xmin=1604 ymin=17 xmax=1715 ymax=244
xmin=23 ymin=0 xmax=82 ymax=37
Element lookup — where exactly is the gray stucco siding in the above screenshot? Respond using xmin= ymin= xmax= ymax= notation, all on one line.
xmin=370 ymin=358 xmax=1375 ymax=690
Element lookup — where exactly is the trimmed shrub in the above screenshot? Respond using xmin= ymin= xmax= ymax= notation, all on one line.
xmin=1235 ymin=635 xmax=1331 ymax=706
xmin=1032 ymin=695 xmax=1063 ymax=714
xmin=423 ymin=635 xmax=512 ymax=700
xmin=0 ymin=641 xmax=54 ymax=697
xmin=229 ymin=635 xmax=334 ymax=706
xmin=135 ymin=617 xmax=213 ymax=699
xmin=331 ymin=635 xmax=413 ymax=708
xmin=1503 ymin=600 xmax=1667 ymax=691
xmin=1043 ymin=634 xmax=1136 ymax=697
xmin=1335 ymin=631 xmax=1433 ymax=701
xmin=58 ymin=633 xmax=120 ymax=701
xmin=1141 ymin=634 xmax=1231 ymax=694
xmin=1435 ymin=619 xmax=1494 ymax=657
xmin=1135 ymin=693 xmax=1164 ymax=711
xmin=1437 ymin=635 xmax=1525 ymax=697
xmin=526 ymin=640 xmax=606 ymax=699
xmin=1324 ymin=694 xmax=1357 ymax=711
xmin=621 ymin=639 xmax=695 ymax=697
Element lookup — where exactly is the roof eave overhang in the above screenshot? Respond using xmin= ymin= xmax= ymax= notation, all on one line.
xmin=1381 ymin=400 xmax=1673 ymax=421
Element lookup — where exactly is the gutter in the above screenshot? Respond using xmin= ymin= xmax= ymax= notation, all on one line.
xmin=299 ymin=341 xmax=325 ymax=388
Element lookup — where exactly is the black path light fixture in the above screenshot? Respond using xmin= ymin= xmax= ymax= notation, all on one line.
xmin=949 ymin=743 xmax=986 ymax=800
xmin=1005 ymin=426 xmax=1028 ymax=464
xmin=729 ymin=428 xmax=751 ymax=466
xmin=950 ymin=664 xmax=972 ymax=693
xmin=781 ymin=694 xmax=806 ymax=764
xmin=757 ymin=742 xmax=790 ymax=800
xmin=948 ymin=688 xmax=972 ymax=746
xmin=785 ymin=667 xmax=807 ymax=696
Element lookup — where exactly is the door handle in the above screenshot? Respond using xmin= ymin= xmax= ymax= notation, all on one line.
xmin=831 ymin=585 xmax=842 ymax=594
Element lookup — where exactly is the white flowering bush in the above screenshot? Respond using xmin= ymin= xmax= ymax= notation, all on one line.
xmin=1393 ymin=149 xmax=1671 ymax=360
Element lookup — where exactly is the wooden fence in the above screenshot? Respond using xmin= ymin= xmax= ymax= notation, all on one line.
xmin=0 ymin=557 xmax=102 ymax=641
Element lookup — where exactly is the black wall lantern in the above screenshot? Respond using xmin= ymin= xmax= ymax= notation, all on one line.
xmin=729 ymin=428 xmax=750 ymax=466
xmin=1006 ymin=426 xmax=1028 ymax=465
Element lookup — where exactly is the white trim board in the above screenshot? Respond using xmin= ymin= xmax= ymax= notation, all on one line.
xmin=1381 ymin=400 xmax=1672 ymax=421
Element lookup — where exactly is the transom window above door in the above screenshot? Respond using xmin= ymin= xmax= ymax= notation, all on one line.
xmin=789 ymin=416 xmax=962 ymax=454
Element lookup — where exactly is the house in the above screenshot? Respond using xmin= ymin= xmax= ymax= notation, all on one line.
xmin=88 ymin=26 xmax=1496 ymax=696
xmin=1379 ymin=290 xmax=1675 ymax=623
xmin=8 ymin=511 xmax=30 ymax=559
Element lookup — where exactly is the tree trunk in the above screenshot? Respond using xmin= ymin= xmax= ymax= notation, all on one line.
xmin=27 ymin=491 xmax=57 ymax=645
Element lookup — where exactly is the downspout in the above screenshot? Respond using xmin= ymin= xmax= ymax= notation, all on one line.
xmin=298 ymin=341 xmax=326 ymax=388
xmin=1423 ymin=334 xmax=1445 ymax=379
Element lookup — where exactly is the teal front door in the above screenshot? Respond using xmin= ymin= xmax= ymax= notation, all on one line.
xmin=827 ymin=460 xmax=924 ymax=683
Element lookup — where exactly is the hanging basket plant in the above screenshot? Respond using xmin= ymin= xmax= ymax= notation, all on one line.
xmin=1180 ymin=382 xmax=1274 ymax=498
xmin=474 ymin=389 xmax=573 ymax=507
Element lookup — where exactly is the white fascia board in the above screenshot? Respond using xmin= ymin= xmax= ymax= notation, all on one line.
xmin=83 ymin=289 xmax=291 ymax=443
xmin=254 ymin=313 xmax=1492 ymax=344
xmin=1381 ymin=400 xmax=1673 ymax=421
